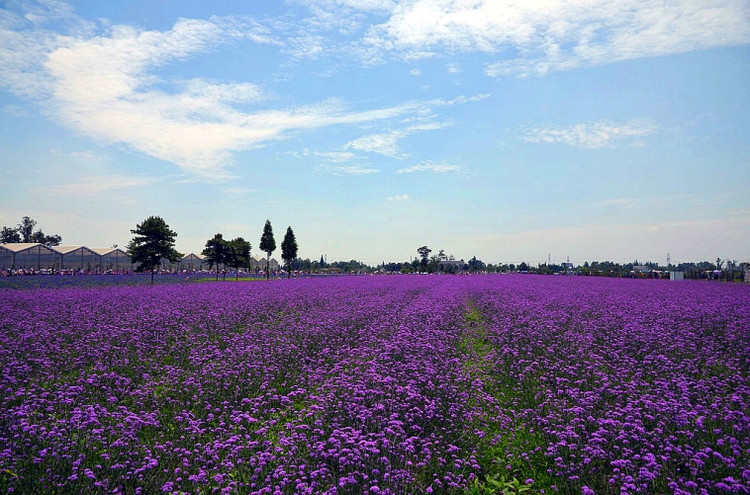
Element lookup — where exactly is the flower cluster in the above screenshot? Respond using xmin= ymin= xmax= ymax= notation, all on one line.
xmin=0 ymin=275 xmax=747 ymax=494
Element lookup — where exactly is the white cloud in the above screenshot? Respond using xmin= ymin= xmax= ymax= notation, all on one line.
xmin=347 ymin=130 xmax=405 ymax=157
xmin=409 ymin=68 xmax=421 ymax=76
xmin=523 ymin=121 xmax=657 ymax=148
xmin=446 ymin=63 xmax=460 ymax=73
xmin=396 ymin=161 xmax=461 ymax=174
xmin=356 ymin=0 xmax=750 ymax=75
xmin=46 ymin=175 xmax=157 ymax=195
xmin=346 ymin=120 xmax=448 ymax=157
xmin=2 ymin=9 xmax=463 ymax=181
xmin=289 ymin=149 xmax=357 ymax=162
xmin=318 ymin=164 xmax=379 ymax=175
xmin=387 ymin=193 xmax=409 ymax=201
xmin=1 ymin=2 xmax=495 ymax=182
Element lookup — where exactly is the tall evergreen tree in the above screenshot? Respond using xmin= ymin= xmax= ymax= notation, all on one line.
xmin=202 ymin=233 xmax=230 ymax=280
xmin=228 ymin=237 xmax=251 ymax=280
xmin=127 ymin=216 xmax=183 ymax=283
xmin=281 ymin=226 xmax=298 ymax=278
xmin=259 ymin=220 xmax=276 ymax=280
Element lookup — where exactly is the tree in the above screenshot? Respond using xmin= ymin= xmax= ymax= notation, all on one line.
xmin=281 ymin=226 xmax=298 ymax=279
xmin=468 ymin=256 xmax=486 ymax=272
xmin=417 ymin=246 xmax=431 ymax=271
xmin=30 ymin=231 xmax=62 ymax=246
xmin=203 ymin=233 xmax=230 ymax=280
xmin=228 ymin=237 xmax=251 ymax=280
xmin=18 ymin=216 xmax=36 ymax=242
xmin=1 ymin=216 xmax=62 ymax=245
xmin=127 ymin=216 xmax=183 ymax=283
xmin=259 ymin=220 xmax=276 ymax=280
xmin=1 ymin=226 xmax=21 ymax=243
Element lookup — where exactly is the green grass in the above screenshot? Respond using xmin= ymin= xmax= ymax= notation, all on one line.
xmin=460 ymin=301 xmax=555 ymax=495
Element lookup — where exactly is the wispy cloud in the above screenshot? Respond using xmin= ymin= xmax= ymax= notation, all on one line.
xmin=523 ymin=121 xmax=657 ymax=148
xmin=409 ymin=68 xmax=421 ymax=76
xmin=396 ymin=161 xmax=461 ymax=174
xmin=446 ymin=63 xmax=461 ymax=74
xmin=288 ymin=149 xmax=357 ymax=162
xmin=387 ymin=193 xmax=409 ymax=201
xmin=353 ymin=0 xmax=749 ymax=75
xmin=346 ymin=121 xmax=448 ymax=157
xmin=1 ymin=5 xmax=482 ymax=181
xmin=46 ymin=175 xmax=157 ymax=195
xmin=318 ymin=164 xmax=379 ymax=175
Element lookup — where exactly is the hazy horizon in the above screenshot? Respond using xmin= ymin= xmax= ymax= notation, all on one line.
xmin=1 ymin=0 xmax=749 ymax=265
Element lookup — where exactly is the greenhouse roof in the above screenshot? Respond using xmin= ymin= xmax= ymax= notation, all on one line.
xmin=0 ymin=243 xmax=45 ymax=252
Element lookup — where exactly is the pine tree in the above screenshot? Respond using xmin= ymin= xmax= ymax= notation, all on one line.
xmin=259 ymin=220 xmax=276 ymax=280
xmin=228 ymin=237 xmax=251 ymax=280
xmin=127 ymin=216 xmax=183 ymax=283
xmin=281 ymin=226 xmax=298 ymax=278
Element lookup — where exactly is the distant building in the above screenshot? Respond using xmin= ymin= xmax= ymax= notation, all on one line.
xmin=745 ymin=269 xmax=750 ymax=283
xmin=0 ymin=243 xmax=58 ymax=270
xmin=91 ymin=248 xmax=132 ymax=271
xmin=438 ymin=259 xmax=464 ymax=272
xmin=54 ymin=245 xmax=100 ymax=271
xmin=669 ymin=271 xmax=684 ymax=281
xmin=250 ymin=256 xmax=279 ymax=272
xmin=180 ymin=253 xmax=205 ymax=271
xmin=633 ymin=265 xmax=651 ymax=273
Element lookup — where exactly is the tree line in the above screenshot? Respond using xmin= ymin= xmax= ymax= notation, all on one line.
xmin=1 ymin=216 xmax=62 ymax=245
xmin=126 ymin=216 xmax=298 ymax=283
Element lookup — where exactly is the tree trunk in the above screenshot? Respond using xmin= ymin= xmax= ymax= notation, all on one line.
xmin=266 ymin=254 xmax=270 ymax=280
xmin=216 ymin=264 xmax=219 ymax=281
xmin=151 ymin=269 xmax=155 ymax=284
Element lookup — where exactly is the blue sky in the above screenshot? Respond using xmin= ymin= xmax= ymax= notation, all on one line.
xmin=1 ymin=0 xmax=749 ymax=265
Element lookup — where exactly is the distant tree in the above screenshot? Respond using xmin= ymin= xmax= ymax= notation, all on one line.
xmin=228 ymin=237 xmax=251 ymax=280
xmin=127 ymin=216 xmax=183 ymax=283
xmin=259 ymin=220 xmax=276 ymax=280
xmin=1 ymin=226 xmax=21 ymax=243
xmin=320 ymin=254 xmax=325 ymax=267
xmin=468 ymin=256 xmax=486 ymax=272
xmin=30 ymin=231 xmax=62 ymax=246
xmin=417 ymin=246 xmax=431 ymax=271
xmin=281 ymin=226 xmax=298 ymax=279
xmin=203 ymin=233 xmax=230 ymax=280
xmin=437 ymin=249 xmax=447 ymax=261
xmin=1 ymin=216 xmax=62 ymax=245
xmin=518 ymin=262 xmax=529 ymax=272
xmin=17 ymin=216 xmax=36 ymax=242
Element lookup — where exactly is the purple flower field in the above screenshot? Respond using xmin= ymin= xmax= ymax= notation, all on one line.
xmin=1 ymin=275 xmax=748 ymax=494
